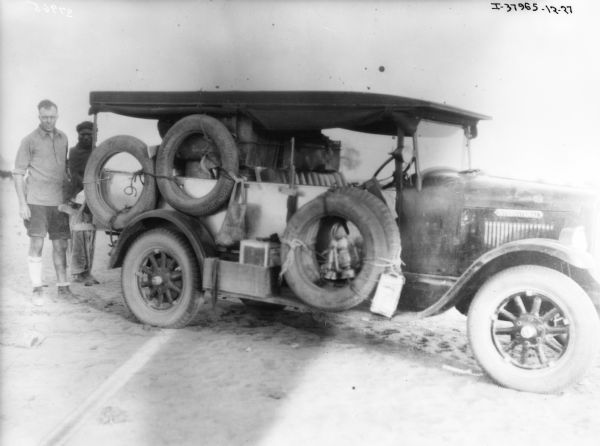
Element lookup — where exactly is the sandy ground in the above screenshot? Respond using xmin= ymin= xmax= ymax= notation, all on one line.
xmin=1 ymin=178 xmax=600 ymax=446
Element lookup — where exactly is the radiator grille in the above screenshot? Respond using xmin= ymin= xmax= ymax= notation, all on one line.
xmin=483 ymin=221 xmax=555 ymax=248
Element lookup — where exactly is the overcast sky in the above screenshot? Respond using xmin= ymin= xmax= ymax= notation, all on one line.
xmin=1 ymin=0 xmax=599 ymax=185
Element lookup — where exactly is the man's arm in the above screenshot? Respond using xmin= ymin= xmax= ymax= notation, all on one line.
xmin=13 ymin=174 xmax=30 ymax=220
xmin=13 ymin=137 xmax=31 ymax=220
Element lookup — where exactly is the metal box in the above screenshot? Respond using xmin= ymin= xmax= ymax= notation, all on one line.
xmin=239 ymin=240 xmax=281 ymax=267
xmin=202 ymin=258 xmax=280 ymax=298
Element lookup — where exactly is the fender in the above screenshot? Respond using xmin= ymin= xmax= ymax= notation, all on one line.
xmin=108 ymin=209 xmax=216 ymax=269
xmin=413 ymin=238 xmax=599 ymax=319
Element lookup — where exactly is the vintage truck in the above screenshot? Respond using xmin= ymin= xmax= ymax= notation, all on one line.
xmin=83 ymin=90 xmax=600 ymax=393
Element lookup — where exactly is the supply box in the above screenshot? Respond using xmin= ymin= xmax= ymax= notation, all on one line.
xmin=203 ymin=258 xmax=280 ymax=298
xmin=240 ymin=239 xmax=281 ymax=267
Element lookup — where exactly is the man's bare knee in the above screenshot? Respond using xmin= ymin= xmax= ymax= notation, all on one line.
xmin=29 ymin=236 xmax=44 ymax=257
xmin=52 ymin=238 xmax=68 ymax=253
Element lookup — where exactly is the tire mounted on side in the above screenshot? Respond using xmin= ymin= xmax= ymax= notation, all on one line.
xmin=282 ymin=187 xmax=400 ymax=311
xmin=83 ymin=135 xmax=157 ymax=229
xmin=155 ymin=114 xmax=239 ymax=216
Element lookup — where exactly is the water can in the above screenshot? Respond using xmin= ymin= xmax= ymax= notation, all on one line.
xmin=370 ymin=272 xmax=405 ymax=318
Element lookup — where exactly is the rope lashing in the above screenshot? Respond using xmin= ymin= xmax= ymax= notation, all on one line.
xmin=362 ymin=256 xmax=404 ymax=272
xmin=124 ymin=169 xmax=145 ymax=197
xmin=133 ymin=169 xmax=145 ymax=185
xmin=279 ymin=238 xmax=311 ymax=280
xmin=89 ymin=167 xmax=239 ymax=197
xmin=216 ymin=167 xmax=242 ymax=183
xmin=82 ymin=177 xmax=111 ymax=185
xmin=108 ymin=205 xmax=133 ymax=233
xmin=83 ymin=169 xmax=152 ymax=187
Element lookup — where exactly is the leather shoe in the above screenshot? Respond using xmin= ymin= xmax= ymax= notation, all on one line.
xmin=31 ymin=286 xmax=44 ymax=306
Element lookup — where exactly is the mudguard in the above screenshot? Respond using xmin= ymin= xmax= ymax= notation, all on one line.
xmin=108 ymin=209 xmax=216 ymax=269
xmin=415 ymin=238 xmax=599 ymax=318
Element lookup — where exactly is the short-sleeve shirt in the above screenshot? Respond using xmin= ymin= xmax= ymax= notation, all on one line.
xmin=13 ymin=126 xmax=69 ymax=206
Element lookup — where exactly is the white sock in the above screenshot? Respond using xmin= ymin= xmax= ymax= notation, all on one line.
xmin=56 ymin=282 xmax=70 ymax=288
xmin=28 ymin=256 xmax=43 ymax=288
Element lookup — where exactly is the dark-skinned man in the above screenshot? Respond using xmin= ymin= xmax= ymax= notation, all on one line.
xmin=66 ymin=121 xmax=99 ymax=287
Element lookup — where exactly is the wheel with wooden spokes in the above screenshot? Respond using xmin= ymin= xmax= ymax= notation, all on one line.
xmin=467 ymin=265 xmax=600 ymax=393
xmin=122 ymin=228 xmax=202 ymax=328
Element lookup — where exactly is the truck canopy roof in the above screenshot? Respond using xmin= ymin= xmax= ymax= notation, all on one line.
xmin=89 ymin=90 xmax=490 ymax=137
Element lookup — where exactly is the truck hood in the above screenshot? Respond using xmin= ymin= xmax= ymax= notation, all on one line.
xmin=456 ymin=170 xmax=598 ymax=214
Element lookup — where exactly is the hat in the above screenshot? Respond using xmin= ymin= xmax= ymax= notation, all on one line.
xmin=76 ymin=121 xmax=94 ymax=134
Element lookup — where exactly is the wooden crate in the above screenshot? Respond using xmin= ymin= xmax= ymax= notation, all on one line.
xmin=240 ymin=240 xmax=281 ymax=267
xmin=202 ymin=258 xmax=280 ymax=298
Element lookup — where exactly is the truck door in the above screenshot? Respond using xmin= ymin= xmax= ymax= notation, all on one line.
xmin=398 ymin=120 xmax=469 ymax=278
xmin=400 ymin=171 xmax=465 ymax=277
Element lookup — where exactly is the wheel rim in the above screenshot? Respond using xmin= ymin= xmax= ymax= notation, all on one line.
xmin=136 ymin=248 xmax=184 ymax=310
xmin=491 ymin=291 xmax=570 ymax=369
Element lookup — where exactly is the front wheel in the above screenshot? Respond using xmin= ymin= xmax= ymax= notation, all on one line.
xmin=122 ymin=228 xmax=202 ymax=328
xmin=468 ymin=265 xmax=600 ymax=393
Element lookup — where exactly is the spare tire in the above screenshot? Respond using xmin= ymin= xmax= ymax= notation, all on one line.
xmin=84 ymin=135 xmax=157 ymax=230
xmin=337 ymin=186 xmax=402 ymax=265
xmin=156 ymin=114 xmax=239 ymax=216
xmin=282 ymin=188 xmax=400 ymax=311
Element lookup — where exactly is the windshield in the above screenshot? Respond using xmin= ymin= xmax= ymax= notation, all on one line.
xmin=414 ymin=120 xmax=470 ymax=173
xmin=323 ymin=128 xmax=397 ymax=183
xmin=320 ymin=121 xmax=471 ymax=183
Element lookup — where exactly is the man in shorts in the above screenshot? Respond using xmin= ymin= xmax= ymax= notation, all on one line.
xmin=13 ymin=99 xmax=77 ymax=305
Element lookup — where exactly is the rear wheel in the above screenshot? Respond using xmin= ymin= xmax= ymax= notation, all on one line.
xmin=122 ymin=228 xmax=202 ymax=328
xmin=468 ymin=265 xmax=600 ymax=393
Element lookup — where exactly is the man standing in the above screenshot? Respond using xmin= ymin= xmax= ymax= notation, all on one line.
xmin=67 ymin=121 xmax=99 ymax=286
xmin=13 ymin=99 xmax=77 ymax=305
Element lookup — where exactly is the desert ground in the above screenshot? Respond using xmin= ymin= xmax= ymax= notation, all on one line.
xmin=1 ymin=177 xmax=600 ymax=446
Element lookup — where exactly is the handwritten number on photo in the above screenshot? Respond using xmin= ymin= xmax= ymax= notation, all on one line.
xmin=27 ymin=1 xmax=73 ymax=18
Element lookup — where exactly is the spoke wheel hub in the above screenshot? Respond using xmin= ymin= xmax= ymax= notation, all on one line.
xmin=138 ymin=251 xmax=183 ymax=311
xmin=519 ymin=323 xmax=538 ymax=340
xmin=493 ymin=292 xmax=569 ymax=370
xmin=516 ymin=315 xmax=544 ymax=341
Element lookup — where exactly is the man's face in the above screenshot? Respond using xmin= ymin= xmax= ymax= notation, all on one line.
xmin=38 ymin=106 xmax=58 ymax=132
xmin=78 ymin=131 xmax=93 ymax=149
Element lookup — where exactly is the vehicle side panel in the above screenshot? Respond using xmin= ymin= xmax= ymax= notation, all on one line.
xmin=400 ymin=171 xmax=465 ymax=277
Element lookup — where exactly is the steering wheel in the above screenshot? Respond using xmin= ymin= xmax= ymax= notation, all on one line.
xmin=370 ymin=155 xmax=395 ymax=189
xmin=370 ymin=154 xmax=415 ymax=189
